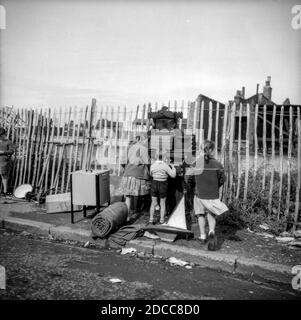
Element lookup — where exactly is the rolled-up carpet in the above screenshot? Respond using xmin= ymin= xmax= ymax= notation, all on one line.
xmin=91 ymin=202 xmax=128 ymax=238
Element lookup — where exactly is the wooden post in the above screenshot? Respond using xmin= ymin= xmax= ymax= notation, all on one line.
xmin=44 ymin=108 xmax=56 ymax=193
xmin=141 ymin=103 xmax=146 ymax=131
xmin=34 ymin=109 xmax=47 ymax=190
xmin=268 ymin=105 xmax=276 ymax=214
xmin=31 ymin=108 xmax=43 ymax=187
xmin=243 ymin=103 xmax=250 ymax=201
xmin=236 ymin=103 xmax=242 ymax=199
xmin=86 ymin=99 xmax=97 ymax=171
xmin=192 ymin=100 xmax=198 ymax=137
xmin=117 ymin=106 xmax=127 ymax=176
xmin=54 ymin=108 xmax=67 ymax=193
xmin=37 ymin=108 xmax=51 ymax=192
xmin=254 ymin=104 xmax=259 ymax=178
xmin=80 ymin=105 xmax=89 ymax=170
xmin=221 ymin=104 xmax=228 ymax=167
xmin=284 ymin=107 xmax=293 ymax=229
xmin=277 ymin=106 xmax=284 ymax=220
xmin=207 ymin=101 xmax=213 ymax=141
xmin=262 ymin=105 xmax=267 ymax=191
xmin=14 ymin=109 xmax=23 ymax=190
xmin=18 ymin=108 xmax=26 ymax=185
xmin=293 ymin=107 xmax=300 ymax=232
xmin=174 ymin=100 xmax=177 ymax=112
xmin=114 ymin=106 xmax=121 ymax=174
xmin=179 ymin=100 xmax=184 ymax=130
xmin=215 ymin=103 xmax=220 ymax=159
xmin=228 ymin=104 xmax=236 ymax=202
xmin=26 ymin=109 xmax=38 ymax=184
xmin=60 ymin=106 xmax=72 ymax=192
xmin=21 ymin=109 xmax=31 ymax=184
xmin=65 ymin=106 xmax=77 ymax=192
xmin=50 ymin=107 xmax=62 ymax=194
xmin=199 ymin=100 xmax=205 ymax=146
xmin=94 ymin=105 xmax=104 ymax=171
xmin=72 ymin=107 xmax=84 ymax=173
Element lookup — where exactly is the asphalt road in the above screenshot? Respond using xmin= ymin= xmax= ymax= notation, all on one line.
xmin=0 ymin=229 xmax=300 ymax=300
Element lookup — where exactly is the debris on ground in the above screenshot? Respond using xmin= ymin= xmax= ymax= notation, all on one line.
xmin=167 ymin=257 xmax=189 ymax=267
xmin=289 ymin=241 xmax=301 ymax=248
xmin=185 ymin=265 xmax=193 ymax=269
xmin=20 ymin=231 xmax=32 ymax=237
xmin=247 ymin=227 xmax=254 ymax=233
xmin=294 ymin=230 xmax=301 ymax=239
xmin=84 ymin=241 xmax=90 ymax=248
xmin=255 ymin=232 xmax=274 ymax=239
xmin=137 ymin=252 xmax=145 ymax=258
xmin=279 ymin=231 xmax=291 ymax=238
xmin=120 ymin=247 xmax=137 ymax=255
xmin=275 ymin=237 xmax=294 ymax=243
xmin=259 ymin=223 xmax=270 ymax=231
xmin=144 ymin=231 xmax=160 ymax=239
xmin=109 ymin=278 xmax=123 ymax=283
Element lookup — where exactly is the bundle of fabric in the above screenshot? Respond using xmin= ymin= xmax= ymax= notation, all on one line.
xmin=91 ymin=202 xmax=128 ymax=238
xmin=109 ymin=224 xmax=145 ymax=246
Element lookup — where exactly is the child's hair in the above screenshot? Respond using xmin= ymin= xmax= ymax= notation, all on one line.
xmin=202 ymin=140 xmax=215 ymax=163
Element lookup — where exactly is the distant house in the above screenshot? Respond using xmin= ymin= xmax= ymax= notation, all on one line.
xmin=229 ymin=76 xmax=300 ymax=153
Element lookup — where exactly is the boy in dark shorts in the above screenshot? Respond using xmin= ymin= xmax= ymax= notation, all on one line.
xmin=149 ymin=152 xmax=176 ymax=224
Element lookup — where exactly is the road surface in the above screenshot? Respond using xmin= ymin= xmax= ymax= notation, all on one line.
xmin=0 ymin=229 xmax=300 ymax=300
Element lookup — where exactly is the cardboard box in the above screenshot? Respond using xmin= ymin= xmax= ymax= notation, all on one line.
xmin=46 ymin=192 xmax=82 ymax=214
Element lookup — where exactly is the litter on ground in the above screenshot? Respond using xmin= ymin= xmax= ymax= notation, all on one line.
xmin=120 ymin=247 xmax=137 ymax=255
xmin=167 ymin=257 xmax=189 ymax=267
xmin=109 ymin=278 xmax=123 ymax=283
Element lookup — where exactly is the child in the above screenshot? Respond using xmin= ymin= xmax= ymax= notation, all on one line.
xmin=193 ymin=140 xmax=228 ymax=251
xmin=149 ymin=151 xmax=176 ymax=224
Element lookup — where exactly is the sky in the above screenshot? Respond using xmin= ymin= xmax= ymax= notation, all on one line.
xmin=0 ymin=0 xmax=301 ymax=110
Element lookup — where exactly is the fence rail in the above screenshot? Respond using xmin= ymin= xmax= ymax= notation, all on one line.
xmin=0 ymin=99 xmax=300 ymax=228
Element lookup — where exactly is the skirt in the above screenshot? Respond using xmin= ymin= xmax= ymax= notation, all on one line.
xmin=194 ymin=196 xmax=229 ymax=216
xmin=120 ymin=176 xmax=151 ymax=196
xmin=0 ymin=159 xmax=9 ymax=177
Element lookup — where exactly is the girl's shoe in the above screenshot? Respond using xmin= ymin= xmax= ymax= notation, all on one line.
xmin=207 ymin=231 xmax=218 ymax=251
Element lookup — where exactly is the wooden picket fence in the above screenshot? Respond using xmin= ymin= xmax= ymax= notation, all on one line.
xmin=0 ymin=99 xmax=300 ymax=229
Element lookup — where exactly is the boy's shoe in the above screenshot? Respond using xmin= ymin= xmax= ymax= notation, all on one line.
xmin=147 ymin=220 xmax=154 ymax=226
xmin=207 ymin=231 xmax=218 ymax=251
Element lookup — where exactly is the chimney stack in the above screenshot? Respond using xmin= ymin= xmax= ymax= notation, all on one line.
xmin=263 ymin=76 xmax=272 ymax=100
xmin=241 ymin=86 xmax=245 ymax=99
